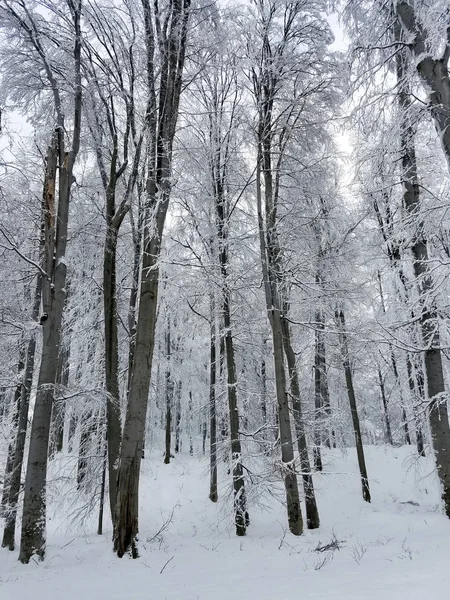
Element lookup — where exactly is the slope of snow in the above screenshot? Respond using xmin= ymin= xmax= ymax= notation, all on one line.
xmin=1 ymin=445 xmax=448 ymax=599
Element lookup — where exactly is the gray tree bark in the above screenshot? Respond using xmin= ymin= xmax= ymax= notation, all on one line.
xmin=113 ymin=0 xmax=191 ymax=558
xmin=164 ymin=317 xmax=173 ymax=465
xmin=2 ymin=273 xmax=41 ymax=550
xmin=209 ymin=298 xmax=218 ymax=502
xmin=17 ymin=0 xmax=82 ymax=562
xmin=1 ymin=340 xmax=25 ymax=512
xmin=336 ymin=309 xmax=371 ymax=503
xmin=256 ymin=150 xmax=303 ymax=536
xmin=281 ymin=314 xmax=320 ymax=530
xmin=395 ymin=2 xmax=450 ymax=169
xmin=395 ymin=26 xmax=450 ymax=515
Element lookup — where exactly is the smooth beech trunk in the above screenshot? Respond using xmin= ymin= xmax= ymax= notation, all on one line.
xmin=113 ymin=0 xmax=191 ymax=558
xmin=395 ymin=28 xmax=450 ymax=515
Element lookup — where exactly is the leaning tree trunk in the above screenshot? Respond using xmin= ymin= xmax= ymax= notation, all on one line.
xmin=395 ymin=29 xmax=450 ymax=516
xmin=336 ymin=309 xmax=371 ymax=503
xmin=281 ymin=314 xmax=320 ymax=530
xmin=2 ymin=274 xmax=41 ymax=550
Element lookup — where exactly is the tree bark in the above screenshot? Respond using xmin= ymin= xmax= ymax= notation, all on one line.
xmin=281 ymin=314 xmax=320 ymax=529
xmin=18 ymin=2 xmax=82 ymax=562
xmin=395 ymin=3 xmax=450 ymax=170
xmin=209 ymin=300 xmax=218 ymax=502
xmin=1 ymin=339 xmax=25 ymax=511
xmin=113 ymin=0 xmax=191 ymax=558
xmin=256 ymin=152 xmax=303 ymax=536
xmin=164 ymin=318 xmax=173 ymax=465
xmin=395 ymin=25 xmax=450 ymax=515
xmin=336 ymin=309 xmax=371 ymax=503
xmin=2 ymin=274 xmax=41 ymax=550
xmin=378 ymin=368 xmax=393 ymax=446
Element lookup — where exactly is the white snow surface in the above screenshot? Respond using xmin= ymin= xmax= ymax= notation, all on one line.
xmin=1 ymin=445 xmax=449 ymax=599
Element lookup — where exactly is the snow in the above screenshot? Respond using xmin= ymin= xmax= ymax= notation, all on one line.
xmin=1 ymin=445 xmax=449 ymax=599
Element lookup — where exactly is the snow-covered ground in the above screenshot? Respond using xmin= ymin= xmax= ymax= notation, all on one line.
xmin=1 ymin=445 xmax=448 ymax=599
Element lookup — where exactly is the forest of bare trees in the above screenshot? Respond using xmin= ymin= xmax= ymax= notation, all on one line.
xmin=0 ymin=0 xmax=450 ymax=580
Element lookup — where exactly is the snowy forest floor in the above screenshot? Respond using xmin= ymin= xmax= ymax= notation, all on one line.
xmin=1 ymin=445 xmax=449 ymax=599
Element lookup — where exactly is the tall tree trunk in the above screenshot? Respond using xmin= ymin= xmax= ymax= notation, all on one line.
xmin=103 ymin=207 xmax=123 ymax=522
xmin=395 ymin=26 xmax=450 ymax=515
xmin=313 ymin=309 xmax=324 ymax=471
xmin=281 ymin=315 xmax=320 ymax=529
xmin=336 ymin=309 xmax=371 ymax=503
xmin=97 ymin=430 xmax=107 ymax=536
xmin=113 ymin=0 xmax=191 ymax=558
xmin=256 ymin=153 xmax=303 ymax=536
xmin=164 ymin=318 xmax=173 ymax=465
xmin=209 ymin=300 xmax=218 ymax=502
xmin=174 ymin=381 xmax=182 ymax=454
xmin=18 ymin=4 xmax=82 ymax=562
xmin=2 ymin=274 xmax=42 ymax=550
xmin=222 ymin=281 xmax=248 ymax=534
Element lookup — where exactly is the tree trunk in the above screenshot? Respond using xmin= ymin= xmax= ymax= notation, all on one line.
xmin=1 ymin=340 xmax=25 ymax=511
xmin=378 ymin=368 xmax=393 ymax=446
xmin=222 ymin=282 xmax=248 ymax=535
xmin=49 ymin=325 xmax=70 ymax=460
xmin=19 ymin=5 xmax=82 ymax=561
xmin=395 ymin=31 xmax=450 ymax=514
xmin=2 ymin=275 xmax=42 ymax=550
xmin=103 ymin=208 xmax=123 ymax=522
xmin=209 ymin=302 xmax=218 ymax=502
xmin=77 ymin=411 xmax=97 ymax=489
xmin=313 ymin=310 xmax=324 ymax=471
xmin=281 ymin=314 xmax=320 ymax=529
xmin=175 ymin=381 xmax=182 ymax=454
xmin=164 ymin=319 xmax=173 ymax=465
xmin=113 ymin=0 xmax=191 ymax=558
xmin=336 ymin=309 xmax=371 ymax=503
xmin=395 ymin=3 xmax=450 ymax=170
xmin=97 ymin=431 xmax=107 ymax=536
xmin=256 ymin=152 xmax=303 ymax=536
xmin=406 ymin=357 xmax=425 ymax=456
